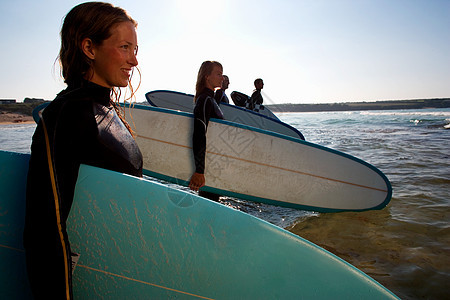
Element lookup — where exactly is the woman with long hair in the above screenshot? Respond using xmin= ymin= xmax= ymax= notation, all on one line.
xmin=24 ymin=3 xmax=143 ymax=299
xmin=189 ymin=61 xmax=224 ymax=200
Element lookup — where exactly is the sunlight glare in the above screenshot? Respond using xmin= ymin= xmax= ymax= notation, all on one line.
xmin=175 ymin=0 xmax=225 ymax=30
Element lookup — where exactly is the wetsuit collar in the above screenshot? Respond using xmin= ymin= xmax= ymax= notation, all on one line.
xmin=201 ymin=88 xmax=215 ymax=98
xmin=63 ymin=80 xmax=112 ymax=106
xmin=82 ymin=80 xmax=112 ymax=106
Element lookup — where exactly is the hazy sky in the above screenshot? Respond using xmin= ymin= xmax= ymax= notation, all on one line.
xmin=1 ymin=0 xmax=449 ymax=104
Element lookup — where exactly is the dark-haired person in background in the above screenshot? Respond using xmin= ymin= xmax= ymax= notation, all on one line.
xmin=249 ymin=78 xmax=264 ymax=111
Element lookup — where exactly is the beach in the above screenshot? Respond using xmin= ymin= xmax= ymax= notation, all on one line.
xmin=0 ymin=112 xmax=34 ymax=125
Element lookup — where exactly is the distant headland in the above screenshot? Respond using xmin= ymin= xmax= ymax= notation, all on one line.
xmin=1 ymin=98 xmax=449 ymax=124
xmin=266 ymin=98 xmax=450 ymax=112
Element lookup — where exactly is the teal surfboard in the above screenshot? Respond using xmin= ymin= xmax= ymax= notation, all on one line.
xmin=0 ymin=150 xmax=398 ymax=298
xmin=0 ymin=151 xmax=32 ymax=299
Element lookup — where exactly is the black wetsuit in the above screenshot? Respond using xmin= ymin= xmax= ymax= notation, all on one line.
xmin=193 ymin=88 xmax=224 ymax=200
xmin=214 ymin=88 xmax=229 ymax=104
xmin=23 ymin=81 xmax=143 ymax=299
xmin=249 ymin=90 xmax=263 ymax=110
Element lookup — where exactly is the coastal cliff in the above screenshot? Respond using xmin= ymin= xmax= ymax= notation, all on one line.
xmin=266 ymin=98 xmax=450 ymax=112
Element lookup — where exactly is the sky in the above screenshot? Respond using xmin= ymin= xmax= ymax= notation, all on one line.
xmin=1 ymin=0 xmax=449 ymax=105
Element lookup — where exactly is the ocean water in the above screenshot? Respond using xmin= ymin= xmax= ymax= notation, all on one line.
xmin=1 ymin=108 xmax=449 ymax=299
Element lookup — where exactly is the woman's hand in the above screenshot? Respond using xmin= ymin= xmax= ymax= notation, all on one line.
xmin=189 ymin=172 xmax=205 ymax=191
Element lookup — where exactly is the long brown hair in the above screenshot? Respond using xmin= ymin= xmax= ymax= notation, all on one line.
xmin=194 ymin=61 xmax=223 ymax=103
xmin=58 ymin=2 xmax=139 ymax=133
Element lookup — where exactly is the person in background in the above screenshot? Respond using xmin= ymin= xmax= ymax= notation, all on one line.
xmin=23 ymin=3 xmax=143 ymax=299
xmin=214 ymin=75 xmax=230 ymax=104
xmin=249 ymin=78 xmax=264 ymax=111
xmin=189 ymin=61 xmax=224 ymax=201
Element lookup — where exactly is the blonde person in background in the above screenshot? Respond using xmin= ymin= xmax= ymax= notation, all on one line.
xmin=189 ymin=61 xmax=224 ymax=201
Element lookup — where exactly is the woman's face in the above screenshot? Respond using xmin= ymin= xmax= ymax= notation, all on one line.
xmin=89 ymin=21 xmax=138 ymax=88
xmin=206 ymin=65 xmax=223 ymax=90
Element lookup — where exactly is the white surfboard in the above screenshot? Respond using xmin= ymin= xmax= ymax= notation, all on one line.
xmin=125 ymin=104 xmax=392 ymax=212
xmin=146 ymin=90 xmax=305 ymax=140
